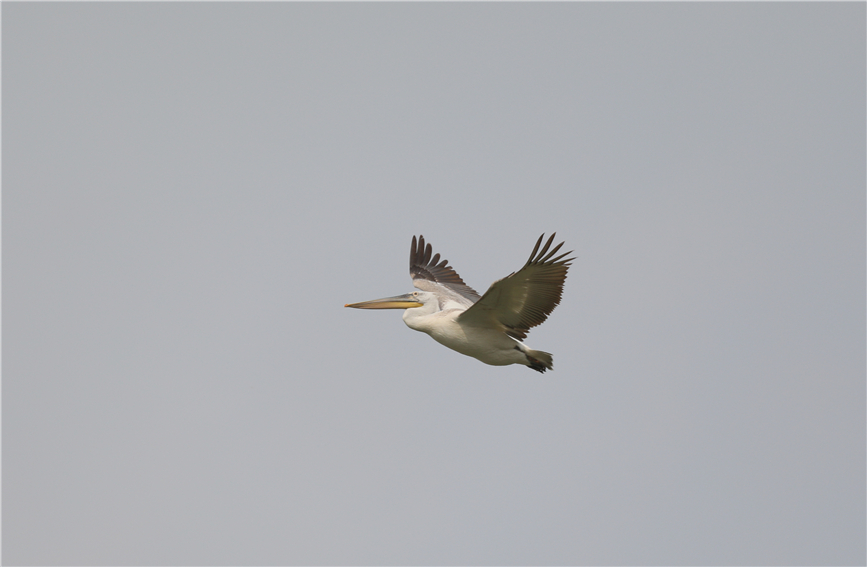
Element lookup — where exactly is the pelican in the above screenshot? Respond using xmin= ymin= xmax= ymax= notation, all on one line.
xmin=345 ymin=234 xmax=574 ymax=372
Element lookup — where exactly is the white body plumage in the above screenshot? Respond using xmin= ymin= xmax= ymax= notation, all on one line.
xmin=401 ymin=292 xmax=539 ymax=367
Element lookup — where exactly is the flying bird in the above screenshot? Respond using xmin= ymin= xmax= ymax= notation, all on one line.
xmin=345 ymin=234 xmax=574 ymax=372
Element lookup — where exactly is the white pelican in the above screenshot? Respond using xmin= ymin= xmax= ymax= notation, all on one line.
xmin=345 ymin=234 xmax=574 ymax=373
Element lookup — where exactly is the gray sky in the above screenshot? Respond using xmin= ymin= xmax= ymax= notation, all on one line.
xmin=3 ymin=3 xmax=865 ymax=565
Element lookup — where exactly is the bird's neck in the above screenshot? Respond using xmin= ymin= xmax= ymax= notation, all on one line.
xmin=401 ymin=301 xmax=439 ymax=333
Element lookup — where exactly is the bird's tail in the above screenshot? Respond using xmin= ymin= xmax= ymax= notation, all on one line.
xmin=524 ymin=349 xmax=553 ymax=373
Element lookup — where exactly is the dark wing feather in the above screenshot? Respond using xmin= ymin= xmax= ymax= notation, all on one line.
xmin=458 ymin=233 xmax=574 ymax=341
xmin=410 ymin=235 xmax=481 ymax=302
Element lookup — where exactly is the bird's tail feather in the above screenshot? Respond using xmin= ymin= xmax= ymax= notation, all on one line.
xmin=525 ymin=349 xmax=553 ymax=373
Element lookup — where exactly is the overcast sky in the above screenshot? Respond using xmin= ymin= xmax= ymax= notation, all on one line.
xmin=4 ymin=3 xmax=865 ymax=565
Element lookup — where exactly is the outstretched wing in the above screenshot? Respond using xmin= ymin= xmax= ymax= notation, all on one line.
xmin=458 ymin=233 xmax=574 ymax=341
xmin=410 ymin=235 xmax=481 ymax=303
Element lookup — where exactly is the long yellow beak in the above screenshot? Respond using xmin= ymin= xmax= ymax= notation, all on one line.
xmin=344 ymin=293 xmax=423 ymax=309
